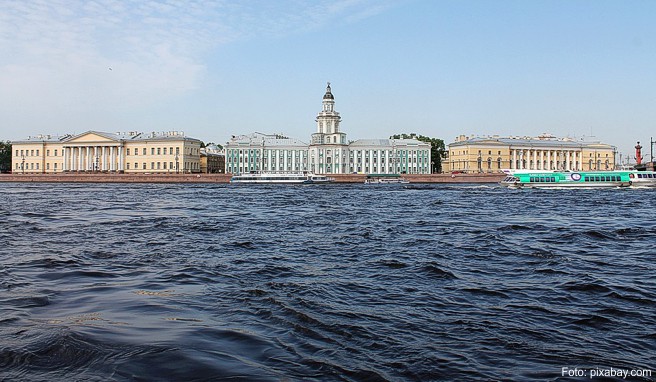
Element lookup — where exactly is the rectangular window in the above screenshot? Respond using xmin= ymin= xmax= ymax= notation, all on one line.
xmin=143 ymin=148 xmax=146 ymax=155
xmin=126 ymin=163 xmax=130 ymax=170
xmin=31 ymin=150 xmax=34 ymax=156
xmin=157 ymin=162 xmax=160 ymax=169
xmin=157 ymin=148 xmax=161 ymax=155
xmin=143 ymin=163 xmax=146 ymax=169
xmin=54 ymin=149 xmax=58 ymax=156
xmin=151 ymin=162 xmax=154 ymax=169
xmin=151 ymin=148 xmax=155 ymax=155
xmin=127 ymin=148 xmax=130 ymax=155
xmin=170 ymin=162 xmax=173 ymax=169
xmin=163 ymin=162 xmax=167 ymax=170
xmin=46 ymin=163 xmax=50 ymax=170
xmin=170 ymin=147 xmax=173 ymax=154
xmin=36 ymin=150 xmax=39 ymax=156
xmin=54 ymin=163 xmax=57 ymax=170
xmin=135 ymin=149 xmax=138 ymax=155
xmin=163 ymin=148 xmax=167 ymax=155
xmin=47 ymin=150 xmax=50 ymax=156
xmin=134 ymin=162 xmax=138 ymax=169
xmin=176 ymin=147 xmax=180 ymax=155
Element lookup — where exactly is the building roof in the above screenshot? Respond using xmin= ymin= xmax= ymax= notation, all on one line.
xmin=323 ymin=82 xmax=334 ymax=100
xmin=228 ymin=132 xmax=308 ymax=147
xmin=349 ymin=138 xmax=430 ymax=148
xmin=448 ymin=136 xmax=615 ymax=149
xmin=14 ymin=130 xmax=201 ymax=144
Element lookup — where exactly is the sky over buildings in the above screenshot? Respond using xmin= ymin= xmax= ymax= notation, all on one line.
xmin=1 ymin=0 xmax=654 ymax=161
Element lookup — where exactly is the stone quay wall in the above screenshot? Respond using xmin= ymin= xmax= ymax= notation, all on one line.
xmin=0 ymin=173 xmax=505 ymax=184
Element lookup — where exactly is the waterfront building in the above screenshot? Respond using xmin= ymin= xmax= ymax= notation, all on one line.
xmin=200 ymin=144 xmax=225 ymax=173
xmin=11 ymin=131 xmax=202 ymax=174
xmin=445 ymin=134 xmax=617 ymax=173
xmin=225 ymin=83 xmax=432 ymax=175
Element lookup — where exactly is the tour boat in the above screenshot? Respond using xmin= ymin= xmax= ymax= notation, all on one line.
xmin=364 ymin=174 xmax=409 ymax=184
xmin=230 ymin=171 xmax=335 ymax=184
xmin=500 ymin=171 xmax=632 ymax=189
xmin=628 ymin=171 xmax=656 ymax=187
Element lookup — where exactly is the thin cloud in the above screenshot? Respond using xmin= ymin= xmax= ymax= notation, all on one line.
xmin=0 ymin=0 xmax=398 ymax=135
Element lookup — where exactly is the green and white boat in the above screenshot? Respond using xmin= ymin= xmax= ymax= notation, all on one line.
xmin=500 ymin=170 xmax=632 ymax=189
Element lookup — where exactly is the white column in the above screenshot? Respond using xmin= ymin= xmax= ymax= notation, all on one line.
xmin=512 ymin=149 xmax=516 ymax=169
xmin=101 ymin=146 xmax=107 ymax=171
xmin=110 ymin=146 xmax=115 ymax=171
xmin=118 ymin=146 xmax=124 ymax=171
xmin=566 ymin=150 xmax=571 ymax=171
xmin=539 ymin=150 xmax=544 ymax=170
xmin=77 ymin=147 xmax=83 ymax=171
xmin=63 ymin=147 xmax=69 ymax=171
xmin=93 ymin=146 xmax=98 ymax=171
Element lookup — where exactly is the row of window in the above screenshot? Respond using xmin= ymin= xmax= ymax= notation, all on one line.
xmin=16 ymin=149 xmax=42 ymax=157
xmin=126 ymin=147 xmax=181 ymax=156
xmin=16 ymin=147 xmax=191 ymax=158
xmin=124 ymin=162 xmax=198 ymax=170
xmin=228 ymin=149 xmax=429 ymax=157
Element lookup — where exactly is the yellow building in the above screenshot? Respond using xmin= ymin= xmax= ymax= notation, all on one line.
xmin=11 ymin=131 xmax=202 ymax=174
xmin=445 ymin=134 xmax=617 ymax=173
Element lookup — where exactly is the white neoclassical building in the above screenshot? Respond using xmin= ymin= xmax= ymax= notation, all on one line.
xmin=225 ymin=83 xmax=432 ymax=175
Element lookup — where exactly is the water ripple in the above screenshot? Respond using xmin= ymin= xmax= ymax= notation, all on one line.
xmin=1 ymin=183 xmax=655 ymax=381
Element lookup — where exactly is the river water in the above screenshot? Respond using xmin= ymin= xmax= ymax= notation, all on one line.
xmin=1 ymin=183 xmax=655 ymax=381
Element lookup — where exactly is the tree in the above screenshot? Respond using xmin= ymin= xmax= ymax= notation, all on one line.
xmin=0 ymin=141 xmax=11 ymax=173
xmin=390 ymin=133 xmax=446 ymax=173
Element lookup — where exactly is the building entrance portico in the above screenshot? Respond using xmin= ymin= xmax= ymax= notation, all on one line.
xmin=63 ymin=144 xmax=124 ymax=172
xmin=62 ymin=132 xmax=125 ymax=172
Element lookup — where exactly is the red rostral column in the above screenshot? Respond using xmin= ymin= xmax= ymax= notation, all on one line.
xmin=635 ymin=142 xmax=643 ymax=165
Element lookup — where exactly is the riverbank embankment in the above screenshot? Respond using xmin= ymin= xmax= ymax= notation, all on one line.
xmin=0 ymin=173 xmax=504 ymax=183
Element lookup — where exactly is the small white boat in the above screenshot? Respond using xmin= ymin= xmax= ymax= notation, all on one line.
xmin=230 ymin=171 xmax=334 ymax=184
xmin=364 ymin=174 xmax=409 ymax=184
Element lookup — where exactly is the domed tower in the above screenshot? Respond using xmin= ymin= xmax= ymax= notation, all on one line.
xmin=309 ymin=82 xmax=349 ymax=174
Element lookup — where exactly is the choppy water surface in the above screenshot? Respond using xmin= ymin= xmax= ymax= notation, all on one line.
xmin=1 ymin=183 xmax=655 ymax=381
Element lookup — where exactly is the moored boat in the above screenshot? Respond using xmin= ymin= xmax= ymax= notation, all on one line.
xmin=230 ymin=171 xmax=334 ymax=184
xmin=364 ymin=174 xmax=409 ymax=184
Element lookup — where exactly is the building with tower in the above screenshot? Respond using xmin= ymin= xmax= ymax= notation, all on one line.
xmin=225 ymin=83 xmax=432 ymax=175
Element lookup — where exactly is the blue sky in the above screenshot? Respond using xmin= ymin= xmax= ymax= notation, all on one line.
xmin=1 ymin=0 xmax=654 ymax=162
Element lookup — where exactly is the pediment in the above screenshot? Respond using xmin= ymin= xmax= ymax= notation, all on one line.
xmin=64 ymin=131 xmax=119 ymax=143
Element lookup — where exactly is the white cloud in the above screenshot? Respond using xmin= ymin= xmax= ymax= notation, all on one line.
xmin=0 ymin=0 xmax=396 ymax=136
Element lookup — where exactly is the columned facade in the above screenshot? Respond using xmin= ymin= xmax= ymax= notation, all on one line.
xmin=62 ymin=144 xmax=124 ymax=172
xmin=12 ymin=131 xmax=202 ymax=174
xmin=446 ymin=135 xmax=617 ymax=173
xmin=506 ymin=148 xmax=583 ymax=171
